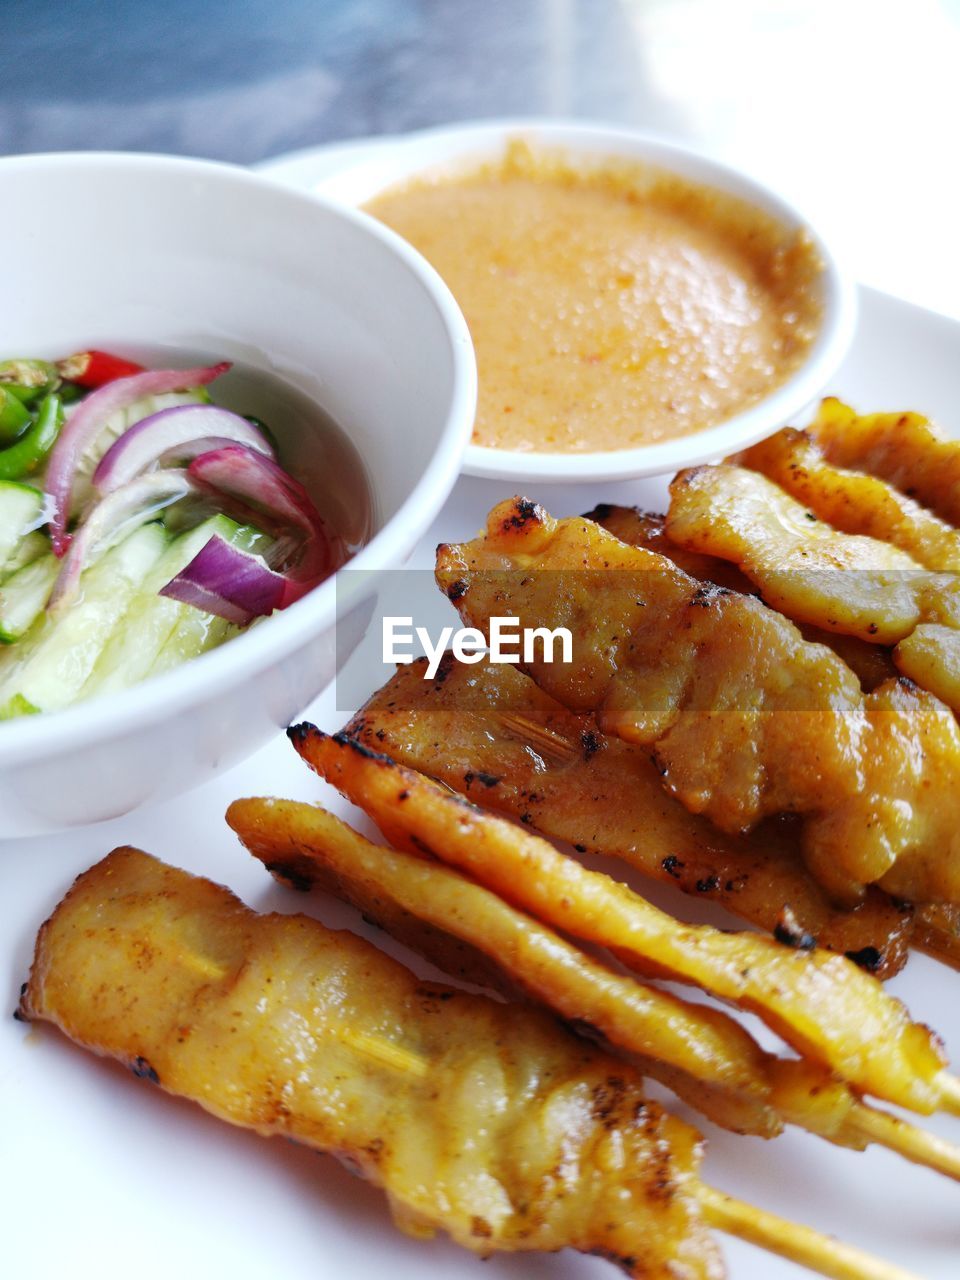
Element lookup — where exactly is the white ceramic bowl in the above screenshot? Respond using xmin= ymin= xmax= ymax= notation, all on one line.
xmin=308 ymin=118 xmax=857 ymax=484
xmin=0 ymin=152 xmax=476 ymax=835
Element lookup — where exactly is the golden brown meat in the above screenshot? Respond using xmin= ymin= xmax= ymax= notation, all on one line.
xmin=584 ymin=506 xmax=756 ymax=593
xmin=230 ymin=794 xmax=960 ymax=1183
xmin=590 ymin=507 xmax=898 ymax=693
xmin=229 ymin=795 xmax=781 ymax=1139
xmin=20 ymin=849 xmax=927 ymax=1280
xmin=733 ymin=428 xmax=960 ymax=572
xmin=810 ymin=398 xmax=960 ymax=527
xmin=290 ymin=726 xmax=953 ymax=1116
xmin=665 ymin=464 xmax=959 ymax=644
xmin=666 ymin=465 xmax=960 ymax=711
xmin=435 ymin=498 xmax=960 ymax=905
xmin=346 ymin=655 xmax=913 ymax=976
xmin=796 ymin=625 xmax=899 ymax=693
xmin=20 ymin=847 xmax=721 ymax=1280
xmin=894 ymin=624 xmax=960 ymax=712
xmin=916 ymin=902 xmax=960 ymax=969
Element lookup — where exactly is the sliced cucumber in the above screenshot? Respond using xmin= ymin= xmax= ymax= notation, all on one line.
xmin=149 ymin=524 xmax=272 ymax=677
xmin=70 ymin=388 xmax=209 ymax=515
xmin=0 ymin=522 xmax=168 ymax=715
xmin=0 ymin=629 xmax=27 ymax=684
xmin=1 ymin=530 xmax=49 ymax=581
xmin=149 ymin=613 xmax=233 ymax=677
xmin=82 ymin=514 xmax=244 ymax=697
xmin=0 ymin=553 xmax=59 ymax=643
xmin=0 ymin=481 xmax=44 ymax=574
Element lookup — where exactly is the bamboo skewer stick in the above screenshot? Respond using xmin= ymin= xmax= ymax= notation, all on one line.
xmin=496 ymin=712 xmax=580 ymax=762
xmin=234 ymin=794 xmax=960 ymax=1186
xmin=291 ymin=728 xmax=954 ymax=1121
xmin=336 ymin=1026 xmax=429 ymax=1077
xmin=699 ymin=1187 xmax=921 ymax=1280
xmin=845 ymin=1102 xmax=960 ymax=1182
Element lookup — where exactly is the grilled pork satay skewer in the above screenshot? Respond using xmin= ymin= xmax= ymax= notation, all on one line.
xmin=435 ymin=498 xmax=960 ymax=907
xmin=18 ymin=848 xmax=920 ymax=1280
xmin=19 ymin=848 xmax=719 ymax=1280
xmin=730 ymin=427 xmax=960 ymax=572
xmin=641 ymin=444 xmax=960 ymax=718
xmin=665 ymin=458 xmax=960 ymax=717
xmin=229 ymin=794 xmax=960 ymax=1183
xmin=292 ymin=727 xmax=959 ymax=1119
xmin=229 ymin=797 xmax=780 ymax=1139
xmin=664 ymin=465 xmax=960 ymax=716
xmin=540 ymin=508 xmax=960 ymax=976
xmin=344 ymin=654 xmax=915 ymax=977
xmin=586 ymin=508 xmax=960 ymax=974
xmin=587 ymin=506 xmax=901 ymax=695
xmin=810 ymin=398 xmax=960 ymax=528
xmin=348 ymin=665 xmax=960 ymax=979
xmin=665 ymin=465 xmax=960 ymax=643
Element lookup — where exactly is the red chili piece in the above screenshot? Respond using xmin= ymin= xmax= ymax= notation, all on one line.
xmin=58 ymin=350 xmax=146 ymax=388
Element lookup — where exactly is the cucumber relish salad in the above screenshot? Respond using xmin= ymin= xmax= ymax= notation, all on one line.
xmin=0 ymin=352 xmax=342 ymax=720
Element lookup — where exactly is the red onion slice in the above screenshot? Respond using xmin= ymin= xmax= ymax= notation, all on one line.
xmin=157 ymin=435 xmax=270 ymax=470
xmin=45 ymin=362 xmax=230 ymax=556
xmin=188 ymin=444 xmax=333 ymax=602
xmin=159 ymin=534 xmax=286 ymax=625
xmin=49 ymin=470 xmax=196 ymax=610
xmin=93 ymin=404 xmax=274 ymax=496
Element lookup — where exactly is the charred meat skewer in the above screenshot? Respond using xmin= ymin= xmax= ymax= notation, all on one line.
xmin=18 ymin=848 xmax=919 ymax=1280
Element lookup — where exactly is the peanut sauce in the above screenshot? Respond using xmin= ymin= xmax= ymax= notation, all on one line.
xmin=367 ymin=142 xmax=823 ymax=453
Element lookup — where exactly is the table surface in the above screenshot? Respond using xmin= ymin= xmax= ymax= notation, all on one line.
xmin=3 ymin=0 xmax=959 ymax=318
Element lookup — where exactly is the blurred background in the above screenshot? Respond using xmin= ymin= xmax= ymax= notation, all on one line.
xmin=3 ymin=0 xmax=958 ymax=315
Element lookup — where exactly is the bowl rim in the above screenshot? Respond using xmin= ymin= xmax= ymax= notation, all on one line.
xmin=0 ymin=150 xmax=477 ymax=763
xmin=309 ymin=116 xmax=858 ymax=483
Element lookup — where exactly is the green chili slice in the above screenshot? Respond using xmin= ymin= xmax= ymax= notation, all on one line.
xmin=0 ymin=360 xmax=60 ymax=405
xmin=0 ymin=393 xmax=63 ymax=481
xmin=0 ymin=388 xmax=32 ymax=444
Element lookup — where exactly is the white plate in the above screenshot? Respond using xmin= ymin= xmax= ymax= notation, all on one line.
xmin=2 ymin=146 xmax=959 ymax=1279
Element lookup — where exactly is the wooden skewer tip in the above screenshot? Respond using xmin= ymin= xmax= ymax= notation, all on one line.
xmin=845 ymin=1102 xmax=960 ymax=1183
xmin=699 ymin=1186 xmax=922 ymax=1280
